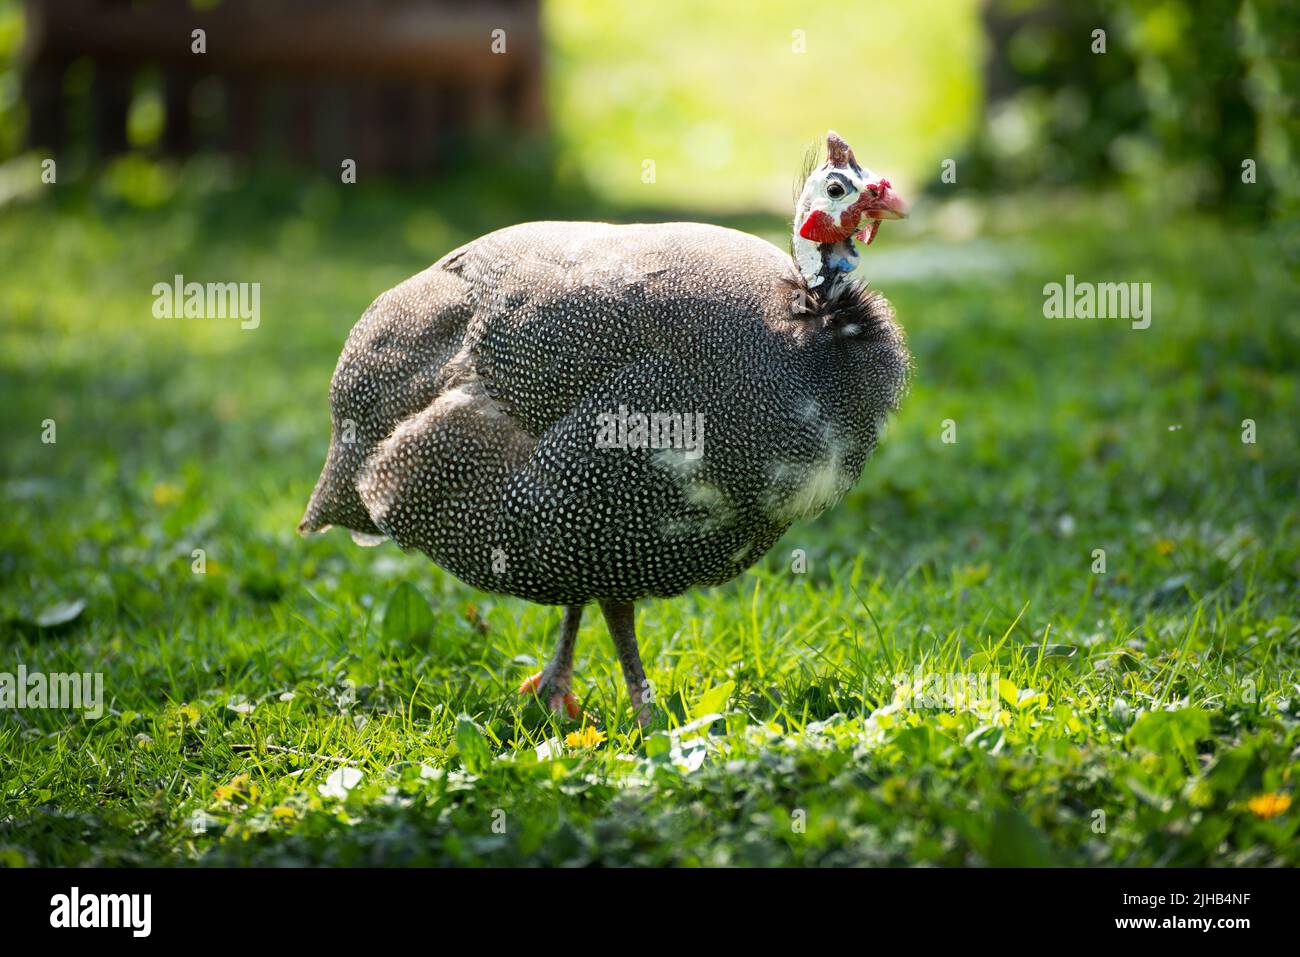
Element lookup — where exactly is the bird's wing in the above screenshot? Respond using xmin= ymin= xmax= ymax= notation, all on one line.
xmin=354 ymin=375 xmax=536 ymax=579
xmin=301 ymin=220 xmax=791 ymax=541
xmin=353 ymin=348 xmax=784 ymax=604
xmin=451 ymin=221 xmax=793 ymax=437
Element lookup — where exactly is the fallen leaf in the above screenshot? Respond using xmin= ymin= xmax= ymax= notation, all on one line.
xmin=318 ymin=767 xmax=364 ymax=800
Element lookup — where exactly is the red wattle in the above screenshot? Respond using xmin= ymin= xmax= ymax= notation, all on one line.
xmin=798 ymin=210 xmax=846 ymax=244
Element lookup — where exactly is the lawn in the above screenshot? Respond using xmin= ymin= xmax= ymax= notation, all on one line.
xmin=1 ymin=159 xmax=1297 ymax=866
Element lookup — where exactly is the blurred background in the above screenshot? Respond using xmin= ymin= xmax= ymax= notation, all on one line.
xmin=1 ymin=0 xmax=1296 ymax=214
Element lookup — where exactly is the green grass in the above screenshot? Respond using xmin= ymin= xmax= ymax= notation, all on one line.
xmin=1 ymin=162 xmax=1297 ymax=866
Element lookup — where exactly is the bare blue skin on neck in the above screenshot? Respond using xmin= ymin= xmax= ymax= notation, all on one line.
xmin=824 ymin=238 xmax=859 ymax=277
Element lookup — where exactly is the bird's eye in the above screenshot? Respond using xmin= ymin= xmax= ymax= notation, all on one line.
xmin=826 ymin=181 xmax=846 ymax=199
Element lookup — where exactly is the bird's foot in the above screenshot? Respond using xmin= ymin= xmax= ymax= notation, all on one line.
xmin=518 ymin=671 xmax=581 ymax=720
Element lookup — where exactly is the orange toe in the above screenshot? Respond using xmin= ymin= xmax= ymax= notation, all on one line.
xmin=518 ymin=672 xmax=543 ymax=695
xmin=519 ymin=674 xmax=580 ymax=718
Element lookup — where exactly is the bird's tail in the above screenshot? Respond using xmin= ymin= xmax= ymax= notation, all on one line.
xmin=297 ymin=432 xmax=387 ymax=545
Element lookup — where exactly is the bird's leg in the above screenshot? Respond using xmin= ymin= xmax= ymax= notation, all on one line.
xmin=519 ymin=604 xmax=583 ymax=719
xmin=598 ymin=599 xmax=652 ymax=727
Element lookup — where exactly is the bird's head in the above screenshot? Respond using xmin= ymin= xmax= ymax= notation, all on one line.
xmin=793 ymin=131 xmax=907 ymax=286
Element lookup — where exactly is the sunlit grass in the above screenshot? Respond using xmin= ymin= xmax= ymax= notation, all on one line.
xmin=1 ymin=167 xmax=1296 ymax=864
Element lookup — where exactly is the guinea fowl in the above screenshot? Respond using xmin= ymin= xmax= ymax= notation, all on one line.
xmin=299 ymin=131 xmax=910 ymax=725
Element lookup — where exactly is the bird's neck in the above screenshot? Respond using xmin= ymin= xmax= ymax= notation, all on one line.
xmin=793 ymin=233 xmax=859 ymax=290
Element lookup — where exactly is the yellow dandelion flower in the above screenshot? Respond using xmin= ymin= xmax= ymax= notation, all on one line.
xmin=1155 ymin=539 xmax=1175 ymax=556
xmin=271 ymin=805 xmax=297 ymax=820
xmin=214 ymin=773 xmax=258 ymax=803
xmin=564 ymin=726 xmax=606 ymax=749
xmin=1247 ymin=793 xmax=1290 ymax=819
xmin=151 ymin=482 xmax=182 ymax=506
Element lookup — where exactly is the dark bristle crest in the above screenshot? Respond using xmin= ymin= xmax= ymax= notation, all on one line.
xmin=793 ymin=141 xmax=820 ymax=206
xmin=778 ymin=273 xmax=894 ymax=341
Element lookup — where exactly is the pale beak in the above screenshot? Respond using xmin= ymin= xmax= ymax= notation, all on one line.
xmin=866 ymin=184 xmax=908 ymax=221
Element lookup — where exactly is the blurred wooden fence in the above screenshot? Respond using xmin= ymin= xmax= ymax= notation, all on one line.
xmin=21 ymin=0 xmax=546 ymax=172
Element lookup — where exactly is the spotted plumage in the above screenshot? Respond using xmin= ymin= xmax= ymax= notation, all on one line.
xmin=300 ymin=132 xmax=910 ymax=724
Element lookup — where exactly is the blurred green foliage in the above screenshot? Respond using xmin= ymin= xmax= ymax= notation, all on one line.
xmin=0 ymin=1 xmax=21 ymax=158
xmin=961 ymin=0 xmax=1299 ymax=217
xmin=546 ymin=0 xmax=981 ymax=210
